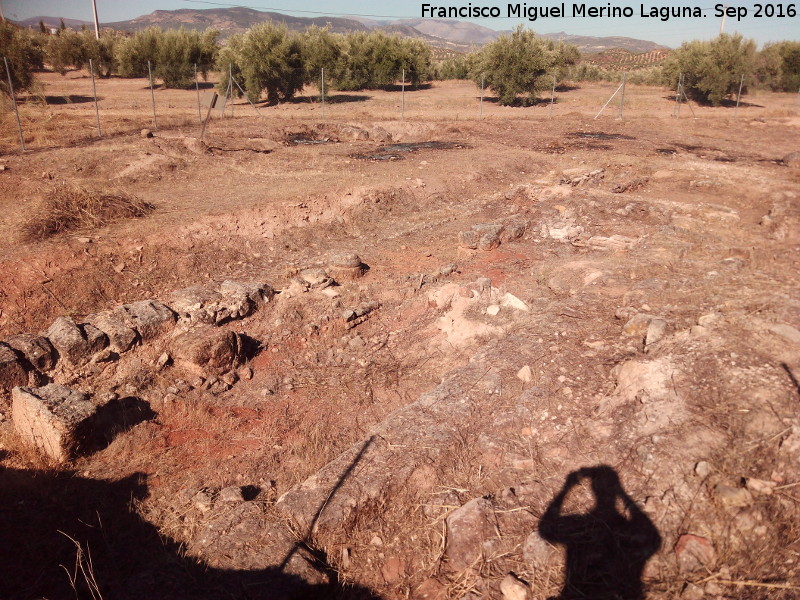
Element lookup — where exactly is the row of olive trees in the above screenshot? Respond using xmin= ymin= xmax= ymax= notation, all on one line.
xmin=217 ymin=25 xmax=433 ymax=104
xmin=0 ymin=22 xmax=220 ymax=91
xmin=663 ymin=34 xmax=799 ymax=105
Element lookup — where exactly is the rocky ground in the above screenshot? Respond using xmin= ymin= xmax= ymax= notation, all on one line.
xmin=0 ymin=75 xmax=799 ymax=599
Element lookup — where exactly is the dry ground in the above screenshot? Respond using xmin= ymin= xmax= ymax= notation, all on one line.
xmin=0 ymin=71 xmax=799 ymax=600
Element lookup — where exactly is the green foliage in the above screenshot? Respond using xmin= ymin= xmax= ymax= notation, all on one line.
xmin=0 ymin=21 xmax=44 ymax=95
xmin=470 ymin=26 xmax=579 ymax=106
xmin=662 ymin=34 xmax=756 ymax=105
xmin=336 ymin=31 xmax=431 ymax=91
xmin=115 ymin=27 xmax=218 ymax=88
xmin=46 ymin=28 xmax=89 ymax=74
xmin=218 ymin=23 xmax=304 ymax=104
xmin=115 ymin=28 xmax=160 ymax=78
xmin=300 ymin=26 xmax=343 ymax=87
xmin=433 ymin=54 xmax=470 ymax=80
xmin=155 ymin=28 xmax=219 ymax=88
xmin=756 ymin=41 xmax=800 ymax=92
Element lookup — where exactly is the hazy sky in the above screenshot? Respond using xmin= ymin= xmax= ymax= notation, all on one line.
xmin=3 ymin=0 xmax=798 ymax=47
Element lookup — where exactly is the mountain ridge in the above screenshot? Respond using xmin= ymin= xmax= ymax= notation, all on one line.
xmin=13 ymin=9 xmax=669 ymax=54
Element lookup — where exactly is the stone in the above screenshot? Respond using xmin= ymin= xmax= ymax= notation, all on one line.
xmin=237 ymin=366 xmax=253 ymax=381
xmin=674 ymin=534 xmax=716 ymax=573
xmin=501 ymin=222 xmax=527 ymax=242
xmin=500 ymin=293 xmax=529 ymax=312
xmin=299 ymin=268 xmax=332 ymax=288
xmin=114 ymin=300 xmax=175 ymax=341
xmin=381 ymin=557 xmax=406 ymax=583
xmin=715 ymin=484 xmax=754 ymax=508
xmin=413 ymin=579 xmax=446 ymax=600
xmin=193 ymin=489 xmax=214 ymax=513
xmin=329 ymin=252 xmax=362 ymax=269
xmin=168 ymin=286 xmax=225 ymax=325
xmin=4 ymin=334 xmax=58 ymax=371
xmin=680 ymin=582 xmax=705 ymax=600
xmin=587 ymin=235 xmax=638 ymax=251
xmin=645 ymin=319 xmax=669 ymax=348
xmin=219 ymin=280 xmax=275 ymax=312
xmin=522 ymin=531 xmax=558 ymax=566
xmin=472 ymin=223 xmax=504 ymax=237
xmin=46 ymin=316 xmax=108 ymax=367
xmin=458 ymin=230 xmax=480 ymax=249
xmin=84 ymin=311 xmax=138 ymax=353
xmin=783 ymin=151 xmax=800 ymax=168
xmin=745 ymin=478 xmax=777 ymax=496
xmin=156 ymin=352 xmax=171 ymax=370
xmin=623 ymin=313 xmax=653 ymax=338
xmin=478 ymin=233 xmax=501 ymax=251
xmin=500 ymin=574 xmax=529 ymax=600
xmin=0 ymin=343 xmax=29 ymax=393
xmin=695 ymin=461 xmax=711 ymax=478
xmin=141 ymin=128 xmax=153 ymax=138
xmin=219 ymin=486 xmax=245 ymax=503
xmin=486 ymin=304 xmax=501 ymax=316
xmin=445 ymin=497 xmax=498 ymax=571
xmin=768 ymin=323 xmax=800 ymax=346
xmin=517 ymin=365 xmax=533 ymax=383
xmin=171 ymin=326 xmax=242 ymax=377
xmin=12 ymin=384 xmax=97 ymax=462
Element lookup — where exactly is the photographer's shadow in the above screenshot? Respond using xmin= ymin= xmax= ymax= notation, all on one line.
xmin=539 ymin=465 xmax=661 ymax=600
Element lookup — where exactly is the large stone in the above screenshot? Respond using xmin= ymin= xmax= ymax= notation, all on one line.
xmin=458 ymin=230 xmax=480 ymax=249
xmin=674 ymin=534 xmax=716 ymax=573
xmin=114 ymin=300 xmax=175 ymax=340
xmin=4 ymin=334 xmax=58 ymax=372
xmin=12 ymin=384 xmax=97 ymax=462
xmin=0 ymin=343 xmax=29 ymax=393
xmin=170 ymin=326 xmax=242 ymax=376
xmin=445 ymin=498 xmax=498 ymax=571
xmin=328 ymin=253 xmax=365 ymax=280
xmin=84 ymin=311 xmax=138 ymax=353
xmin=219 ymin=280 xmax=275 ymax=312
xmin=45 ymin=316 xmax=108 ymax=367
xmin=783 ymin=151 xmax=800 ymax=168
xmin=168 ymin=286 xmax=225 ymax=325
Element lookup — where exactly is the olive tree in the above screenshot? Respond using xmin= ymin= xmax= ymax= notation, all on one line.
xmin=217 ymin=23 xmax=304 ymax=104
xmin=0 ymin=21 xmax=44 ymax=95
xmin=662 ymin=34 xmax=756 ymax=105
xmin=470 ymin=27 xmax=578 ymax=106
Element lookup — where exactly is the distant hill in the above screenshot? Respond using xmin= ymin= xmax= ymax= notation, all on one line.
xmin=15 ymin=16 xmax=92 ymax=30
xmin=13 ymin=8 xmax=668 ymax=54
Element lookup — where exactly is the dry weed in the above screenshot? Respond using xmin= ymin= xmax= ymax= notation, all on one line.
xmin=21 ymin=183 xmax=154 ymax=241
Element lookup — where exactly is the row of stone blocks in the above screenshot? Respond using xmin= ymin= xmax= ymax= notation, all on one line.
xmin=2 ymin=280 xmax=275 ymax=462
xmin=0 ymin=280 xmax=274 ymax=395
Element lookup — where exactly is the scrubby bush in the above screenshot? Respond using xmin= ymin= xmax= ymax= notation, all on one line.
xmin=662 ymin=34 xmax=756 ymax=105
xmin=218 ymin=23 xmax=304 ymax=103
xmin=470 ymin=26 xmax=579 ymax=106
xmin=0 ymin=21 xmax=44 ymax=95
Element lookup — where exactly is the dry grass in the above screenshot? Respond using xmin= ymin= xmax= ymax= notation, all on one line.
xmin=21 ymin=183 xmax=154 ymax=241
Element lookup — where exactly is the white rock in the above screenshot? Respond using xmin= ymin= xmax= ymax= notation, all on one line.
xmin=517 ymin=365 xmax=533 ymax=383
xmin=501 ymin=293 xmax=529 ymax=312
xmin=486 ymin=304 xmax=501 ymax=316
xmin=500 ymin=574 xmax=529 ymax=600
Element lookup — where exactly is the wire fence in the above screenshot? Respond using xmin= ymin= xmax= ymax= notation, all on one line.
xmin=2 ymin=58 xmax=798 ymax=153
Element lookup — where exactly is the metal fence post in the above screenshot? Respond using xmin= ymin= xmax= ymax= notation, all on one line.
xmin=3 ymin=57 xmax=25 ymax=151
xmin=89 ymin=58 xmax=101 ymax=137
